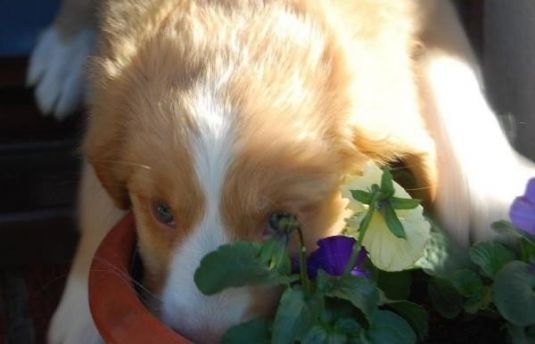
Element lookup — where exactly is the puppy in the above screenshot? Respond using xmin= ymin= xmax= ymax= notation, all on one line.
xmin=27 ymin=0 xmax=534 ymax=343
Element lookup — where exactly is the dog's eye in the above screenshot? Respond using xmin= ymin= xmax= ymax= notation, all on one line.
xmin=152 ymin=201 xmax=175 ymax=227
xmin=265 ymin=212 xmax=300 ymax=237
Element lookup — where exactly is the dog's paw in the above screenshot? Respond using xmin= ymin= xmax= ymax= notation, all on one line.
xmin=48 ymin=278 xmax=101 ymax=344
xmin=27 ymin=26 xmax=95 ymax=120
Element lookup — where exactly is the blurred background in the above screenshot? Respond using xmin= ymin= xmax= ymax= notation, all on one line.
xmin=484 ymin=0 xmax=535 ymax=160
xmin=0 ymin=1 xmax=533 ymax=343
xmin=1 ymin=1 xmax=79 ymax=343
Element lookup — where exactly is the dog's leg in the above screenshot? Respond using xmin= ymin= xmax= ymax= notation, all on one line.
xmin=48 ymin=162 xmax=125 ymax=344
xmin=417 ymin=1 xmax=535 ymax=246
xmin=27 ymin=0 xmax=96 ymax=119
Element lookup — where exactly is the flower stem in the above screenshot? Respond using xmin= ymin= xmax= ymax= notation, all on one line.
xmin=343 ymin=190 xmax=380 ymax=276
xmin=296 ymin=226 xmax=312 ymax=294
xmin=343 ymin=241 xmax=362 ymax=276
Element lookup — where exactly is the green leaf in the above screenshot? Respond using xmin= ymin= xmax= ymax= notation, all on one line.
xmin=463 ymin=285 xmax=492 ymax=314
xmin=469 ymin=241 xmax=515 ymax=278
xmin=376 ymin=270 xmax=411 ymax=301
xmin=492 ymin=220 xmax=516 ymax=234
xmin=302 ymin=324 xmax=350 ymax=344
xmin=519 ymin=237 xmax=535 ymax=263
xmin=302 ymin=318 xmax=361 ymax=344
xmin=271 ymin=214 xmax=301 ymax=235
xmin=414 ymin=220 xmax=470 ymax=276
xmin=447 ymin=269 xmax=491 ymax=314
xmin=507 ymin=324 xmax=535 ymax=344
xmin=351 ymin=190 xmax=373 ymax=204
xmin=389 ymin=197 xmax=421 ymax=210
xmin=316 ymin=270 xmax=336 ymax=293
xmin=491 ymin=221 xmax=535 ymax=244
xmin=301 ymin=325 xmax=332 ymax=344
xmin=194 ymin=241 xmax=292 ymax=295
xmin=272 ymin=287 xmax=315 ymax=344
xmin=448 ymin=269 xmax=483 ymax=297
xmin=380 ymin=168 xmax=395 ymax=197
xmin=381 ymin=203 xmax=406 ymax=239
xmin=258 ymin=238 xmax=291 ymax=275
xmin=320 ymin=297 xmax=359 ymax=325
xmin=362 ymin=310 xmax=416 ymax=344
xmin=388 ymin=301 xmax=428 ymax=340
xmin=319 ymin=271 xmax=379 ymax=323
xmin=334 ymin=318 xmax=362 ymax=337
xmin=494 ymin=261 xmax=535 ymax=327
xmin=428 ymin=277 xmax=463 ymax=319
xmin=221 ymin=318 xmax=271 ymax=344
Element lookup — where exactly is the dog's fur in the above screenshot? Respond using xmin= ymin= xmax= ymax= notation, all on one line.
xmin=27 ymin=0 xmax=534 ymax=343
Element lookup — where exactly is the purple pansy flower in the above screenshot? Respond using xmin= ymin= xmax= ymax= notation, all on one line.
xmin=306 ymin=236 xmax=368 ymax=279
xmin=509 ymin=178 xmax=535 ymax=236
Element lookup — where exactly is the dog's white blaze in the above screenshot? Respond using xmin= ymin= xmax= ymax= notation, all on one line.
xmin=160 ymin=83 xmax=252 ymax=340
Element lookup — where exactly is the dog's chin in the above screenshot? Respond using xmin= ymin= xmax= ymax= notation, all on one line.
xmin=158 ymin=284 xmax=280 ymax=344
xmin=174 ymin=326 xmax=223 ymax=344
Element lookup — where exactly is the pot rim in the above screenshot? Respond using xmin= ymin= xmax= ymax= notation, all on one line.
xmin=88 ymin=212 xmax=191 ymax=344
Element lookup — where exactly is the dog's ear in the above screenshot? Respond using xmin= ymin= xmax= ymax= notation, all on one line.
xmin=82 ymin=67 xmax=131 ymax=210
xmin=85 ymin=141 xmax=130 ymax=210
xmin=81 ymin=49 xmax=135 ymax=210
xmin=84 ymin=122 xmax=131 ymax=210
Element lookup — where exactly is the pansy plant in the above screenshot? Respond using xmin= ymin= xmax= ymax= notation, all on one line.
xmin=193 ymin=162 xmax=535 ymax=343
xmin=194 ymin=162 xmax=431 ymax=343
xmin=341 ymin=162 xmax=431 ymax=272
xmin=427 ymin=178 xmax=535 ymax=343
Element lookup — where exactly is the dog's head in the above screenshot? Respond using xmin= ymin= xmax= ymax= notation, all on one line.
xmin=83 ymin=2 xmax=393 ymax=342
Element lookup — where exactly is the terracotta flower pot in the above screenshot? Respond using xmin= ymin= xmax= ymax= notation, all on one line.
xmin=88 ymin=213 xmax=191 ymax=344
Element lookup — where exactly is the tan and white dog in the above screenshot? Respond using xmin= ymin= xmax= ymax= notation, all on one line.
xmin=27 ymin=0 xmax=534 ymax=343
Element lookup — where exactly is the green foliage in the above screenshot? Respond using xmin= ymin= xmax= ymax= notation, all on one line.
xmin=507 ymin=324 xmax=535 ymax=344
xmin=351 ymin=190 xmax=373 ymax=204
xmin=428 ymin=277 xmax=463 ymax=319
xmin=429 ymin=269 xmax=492 ymax=316
xmin=301 ymin=325 xmax=346 ymax=344
xmin=492 ymin=220 xmax=516 ymax=234
xmin=301 ymin=318 xmax=362 ymax=344
xmin=414 ymin=219 xmax=469 ymax=276
xmin=389 ymin=197 xmax=421 ymax=210
xmin=469 ymin=241 xmax=515 ymax=277
xmin=519 ymin=237 xmax=535 ymax=262
xmin=221 ymin=319 xmax=271 ymax=344
xmin=387 ymin=302 xmax=428 ymax=340
xmin=492 ymin=220 xmax=535 ymax=244
xmin=424 ymin=222 xmax=535 ymax=341
xmin=380 ymin=168 xmax=395 ymax=197
xmin=192 ymin=166 xmax=535 ymax=343
xmin=494 ymin=261 xmax=535 ymax=327
xmin=194 ymin=239 xmax=296 ymax=295
xmin=362 ymin=310 xmax=416 ymax=344
xmin=272 ymin=287 xmax=316 ymax=344
xmin=258 ymin=237 xmax=292 ymax=274
xmin=381 ymin=202 xmax=406 ymax=239
xmin=194 ymin=231 xmax=419 ymax=343
xmin=317 ymin=271 xmax=379 ymax=323
xmin=376 ymin=270 xmax=411 ymax=301
xmin=448 ymin=269 xmax=484 ymax=298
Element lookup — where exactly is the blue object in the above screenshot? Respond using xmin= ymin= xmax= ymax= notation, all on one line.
xmin=307 ymin=236 xmax=369 ymax=279
xmin=0 ymin=0 xmax=60 ymax=56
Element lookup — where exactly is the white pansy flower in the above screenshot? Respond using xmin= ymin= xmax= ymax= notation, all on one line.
xmin=341 ymin=161 xmax=431 ymax=271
